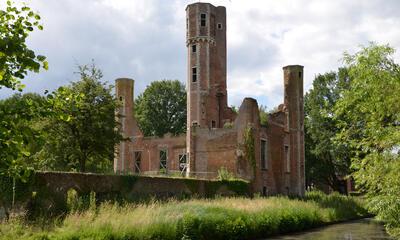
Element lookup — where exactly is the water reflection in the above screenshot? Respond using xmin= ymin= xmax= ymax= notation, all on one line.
xmin=268 ymin=218 xmax=393 ymax=240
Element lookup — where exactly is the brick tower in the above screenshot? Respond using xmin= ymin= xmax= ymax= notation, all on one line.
xmin=186 ymin=2 xmax=231 ymax=129
xmin=283 ymin=65 xmax=305 ymax=196
xmin=114 ymin=78 xmax=141 ymax=173
xmin=185 ymin=3 xmax=231 ymax=175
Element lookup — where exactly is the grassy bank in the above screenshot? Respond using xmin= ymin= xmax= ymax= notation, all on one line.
xmin=0 ymin=191 xmax=368 ymax=240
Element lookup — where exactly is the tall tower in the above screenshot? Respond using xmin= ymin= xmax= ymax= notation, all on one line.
xmin=283 ymin=65 xmax=305 ymax=196
xmin=186 ymin=3 xmax=229 ymax=175
xmin=114 ymin=78 xmax=141 ymax=173
xmin=186 ymin=2 xmax=228 ymax=129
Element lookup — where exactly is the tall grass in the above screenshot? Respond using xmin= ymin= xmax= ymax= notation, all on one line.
xmin=0 ymin=191 xmax=368 ymax=240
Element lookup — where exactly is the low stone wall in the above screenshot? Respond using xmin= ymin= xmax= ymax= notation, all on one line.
xmin=1 ymin=171 xmax=251 ymax=216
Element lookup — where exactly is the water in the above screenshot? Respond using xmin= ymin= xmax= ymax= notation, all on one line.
xmin=268 ymin=218 xmax=393 ymax=240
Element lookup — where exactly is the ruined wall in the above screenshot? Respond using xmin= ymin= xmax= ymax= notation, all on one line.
xmin=4 ymin=172 xmax=251 ymax=216
xmin=262 ymin=111 xmax=287 ymax=195
xmin=234 ymin=98 xmax=260 ymax=183
xmin=129 ymin=134 xmax=186 ymax=174
xmin=191 ymin=127 xmax=237 ymax=178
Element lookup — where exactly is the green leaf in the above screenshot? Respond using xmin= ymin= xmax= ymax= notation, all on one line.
xmin=43 ymin=61 xmax=49 ymax=70
xmin=37 ymin=55 xmax=46 ymax=61
xmin=21 ymin=150 xmax=31 ymax=157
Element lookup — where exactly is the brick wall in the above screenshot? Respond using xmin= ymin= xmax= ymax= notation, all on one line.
xmin=3 ymin=171 xmax=251 ymax=216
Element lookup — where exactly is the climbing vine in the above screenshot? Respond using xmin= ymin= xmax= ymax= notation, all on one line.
xmin=243 ymin=125 xmax=256 ymax=177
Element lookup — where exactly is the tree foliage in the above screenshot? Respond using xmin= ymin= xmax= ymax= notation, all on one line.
xmin=0 ymin=1 xmax=46 ymax=183
xmin=304 ymin=68 xmax=352 ymax=191
xmin=135 ymin=80 xmax=186 ymax=137
xmin=259 ymin=105 xmax=268 ymax=126
xmin=0 ymin=0 xmax=47 ymax=90
xmin=39 ymin=64 xmax=122 ymax=172
xmin=334 ymin=43 xmax=400 ymax=236
xmin=0 ymin=93 xmax=48 ymax=180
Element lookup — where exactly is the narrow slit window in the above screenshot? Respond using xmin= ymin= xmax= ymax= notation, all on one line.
xmin=284 ymin=145 xmax=290 ymax=172
xmin=200 ymin=13 xmax=206 ymax=27
xmin=299 ymin=72 xmax=302 ymax=78
xmin=261 ymin=139 xmax=267 ymax=169
xmin=286 ymin=112 xmax=290 ymax=130
xmin=217 ymin=23 xmax=222 ymax=29
xmin=192 ymin=67 xmax=197 ymax=82
xmin=192 ymin=44 xmax=196 ymax=53
xmin=211 ymin=120 xmax=216 ymax=128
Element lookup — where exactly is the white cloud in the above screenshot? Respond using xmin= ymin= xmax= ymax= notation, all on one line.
xmin=2 ymin=0 xmax=400 ymax=109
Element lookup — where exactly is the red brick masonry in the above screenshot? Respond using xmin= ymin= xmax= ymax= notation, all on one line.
xmin=114 ymin=2 xmax=305 ymax=196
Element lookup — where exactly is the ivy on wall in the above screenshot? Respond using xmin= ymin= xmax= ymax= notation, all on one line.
xmin=243 ymin=125 xmax=256 ymax=178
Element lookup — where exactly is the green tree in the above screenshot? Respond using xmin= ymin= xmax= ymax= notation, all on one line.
xmin=0 ymin=1 xmax=46 ymax=181
xmin=259 ymin=105 xmax=269 ymax=126
xmin=40 ymin=63 xmax=121 ymax=172
xmin=0 ymin=93 xmax=47 ymax=163
xmin=0 ymin=0 xmax=47 ymax=90
xmin=304 ymin=68 xmax=352 ymax=192
xmin=0 ymin=93 xmax=47 ymax=176
xmin=135 ymin=80 xmax=186 ymax=137
xmin=0 ymin=93 xmax=49 ymax=218
xmin=335 ymin=43 xmax=400 ymax=236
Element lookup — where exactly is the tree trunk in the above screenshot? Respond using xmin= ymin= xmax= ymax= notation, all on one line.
xmin=79 ymin=157 xmax=86 ymax=172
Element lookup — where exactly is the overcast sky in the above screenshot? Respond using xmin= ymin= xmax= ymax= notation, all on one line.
xmin=2 ymin=0 xmax=400 ymax=108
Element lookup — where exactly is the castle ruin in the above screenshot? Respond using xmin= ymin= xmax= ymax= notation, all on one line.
xmin=114 ymin=2 xmax=305 ymax=196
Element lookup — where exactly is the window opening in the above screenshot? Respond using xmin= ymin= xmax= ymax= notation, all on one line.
xmin=261 ymin=139 xmax=268 ymax=169
xmin=217 ymin=23 xmax=222 ymax=29
xmin=179 ymin=154 xmax=187 ymax=174
xmin=192 ymin=67 xmax=197 ymax=82
xmin=192 ymin=44 xmax=196 ymax=53
xmin=299 ymin=72 xmax=302 ymax=78
xmin=159 ymin=149 xmax=167 ymax=170
xmin=200 ymin=13 xmax=206 ymax=27
xmin=211 ymin=120 xmax=216 ymax=128
xmin=134 ymin=151 xmax=141 ymax=173
xmin=286 ymin=112 xmax=290 ymax=130
xmin=284 ymin=145 xmax=290 ymax=172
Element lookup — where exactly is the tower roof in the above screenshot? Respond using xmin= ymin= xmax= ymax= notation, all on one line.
xmin=283 ymin=65 xmax=304 ymax=70
xmin=185 ymin=2 xmax=225 ymax=10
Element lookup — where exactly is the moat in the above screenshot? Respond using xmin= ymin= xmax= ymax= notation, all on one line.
xmin=268 ymin=218 xmax=393 ymax=240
